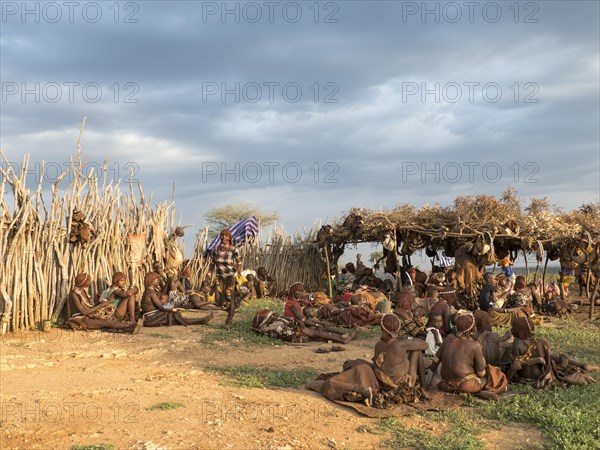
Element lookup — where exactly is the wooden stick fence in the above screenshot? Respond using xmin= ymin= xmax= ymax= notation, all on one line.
xmin=186 ymin=227 xmax=327 ymax=296
xmin=0 ymin=146 xmax=181 ymax=333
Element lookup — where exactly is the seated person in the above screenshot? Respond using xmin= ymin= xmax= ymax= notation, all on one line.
xmin=473 ymin=310 xmax=512 ymax=367
xmin=479 ymin=273 xmax=533 ymax=328
xmin=506 ymin=278 xmax=532 ymax=309
xmin=380 ymin=270 xmax=397 ymax=293
xmin=67 ymin=272 xmax=143 ymax=333
xmin=408 ymin=267 xmax=427 ymax=298
xmin=98 ymin=272 xmax=139 ymax=323
xmin=429 ymin=314 xmax=508 ymax=400
xmin=494 ymin=274 xmax=512 ymax=307
xmin=337 ymin=268 xmax=353 ymax=292
xmin=424 ymin=313 xmax=444 ymax=356
xmin=166 ymin=264 xmax=211 ymax=309
xmin=394 ymin=289 xmax=427 ymax=339
xmin=141 ymin=272 xmax=213 ymax=326
xmin=152 ymin=261 xmax=169 ymax=294
xmin=243 ymin=273 xmax=258 ymax=300
xmin=506 ymin=317 xmax=595 ymax=387
xmin=308 ymin=314 xmax=428 ymax=406
xmin=540 ymin=290 xmax=569 ymax=316
xmin=281 ymin=282 xmax=357 ymax=344
xmin=428 ymin=293 xmax=452 ymax=337
xmin=426 ymin=272 xmax=446 ymax=290
xmin=255 ymin=266 xmax=277 ymax=298
xmin=413 ymin=306 xmax=428 ymax=327
xmin=197 ymin=281 xmax=217 ymax=305
xmin=480 ymin=273 xmax=511 ymax=311
xmin=445 ymin=269 xmax=458 ymax=289
xmin=547 ymin=281 xmax=560 ymax=297
xmin=527 ymin=282 xmax=543 ymax=311
xmin=479 ymin=273 xmax=498 ymax=312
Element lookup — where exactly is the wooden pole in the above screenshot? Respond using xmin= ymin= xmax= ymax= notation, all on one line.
xmin=558 ymin=267 xmax=565 ymax=301
xmin=524 ymin=250 xmax=530 ymax=282
xmin=542 ymin=254 xmax=549 ymax=292
xmin=585 ymin=269 xmax=592 ymax=299
xmin=393 ymin=227 xmax=402 ymax=291
xmin=324 ymin=245 xmax=333 ymax=297
xmin=588 ymin=274 xmax=599 ymax=320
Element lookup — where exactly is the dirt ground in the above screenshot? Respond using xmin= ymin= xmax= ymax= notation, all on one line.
xmin=2 ymin=299 xmax=591 ymax=450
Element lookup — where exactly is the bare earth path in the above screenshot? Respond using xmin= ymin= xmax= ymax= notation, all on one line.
xmin=1 ymin=308 xmax=550 ymax=449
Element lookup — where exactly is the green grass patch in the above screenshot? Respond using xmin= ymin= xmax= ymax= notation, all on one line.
xmin=380 ymin=411 xmax=485 ymax=450
xmin=3 ymin=341 xmax=26 ymax=348
xmin=536 ymin=319 xmax=600 ymax=365
xmin=353 ymin=325 xmax=381 ymax=341
xmin=197 ymin=298 xmax=285 ymax=350
xmin=206 ymin=364 xmax=318 ymax=389
xmin=477 ymin=378 xmax=600 ymax=449
xmin=147 ymin=332 xmax=173 ymax=339
xmin=146 ymin=402 xmax=185 ymax=411
xmin=71 ymin=445 xmax=114 ymax=450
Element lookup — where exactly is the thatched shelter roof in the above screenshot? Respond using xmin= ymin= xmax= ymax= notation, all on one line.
xmin=328 ymin=189 xmax=599 ymax=254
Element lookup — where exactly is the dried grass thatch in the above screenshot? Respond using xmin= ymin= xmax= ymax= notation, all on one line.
xmin=330 ymin=188 xmax=599 ymax=254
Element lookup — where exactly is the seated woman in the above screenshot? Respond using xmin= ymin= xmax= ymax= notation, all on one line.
xmin=152 ymin=261 xmax=169 ymax=294
xmin=98 ymin=272 xmax=138 ymax=323
xmin=473 ymin=310 xmax=512 ymax=368
xmin=166 ymin=264 xmax=213 ymax=309
xmin=428 ymin=291 xmax=452 ymax=337
xmin=429 ymin=314 xmax=508 ymax=400
xmin=243 ymin=274 xmax=258 ymax=301
xmin=255 ymin=266 xmax=277 ymax=298
xmin=141 ymin=272 xmax=213 ymax=327
xmin=393 ymin=289 xmax=427 ymax=339
xmin=506 ymin=278 xmax=533 ymax=309
xmin=308 ymin=314 xmax=429 ymax=407
xmin=67 ymin=273 xmax=143 ymax=333
xmin=506 ymin=317 xmax=595 ymax=387
xmin=494 ymin=274 xmax=512 ymax=307
xmin=337 ymin=268 xmax=355 ymax=292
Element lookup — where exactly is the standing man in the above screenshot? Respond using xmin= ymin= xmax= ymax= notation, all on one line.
xmin=209 ymin=229 xmax=242 ymax=327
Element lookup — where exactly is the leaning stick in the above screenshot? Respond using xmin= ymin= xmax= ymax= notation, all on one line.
xmin=324 ymin=245 xmax=333 ymax=297
xmin=542 ymin=254 xmax=549 ymax=292
xmin=589 ymin=275 xmax=599 ymax=320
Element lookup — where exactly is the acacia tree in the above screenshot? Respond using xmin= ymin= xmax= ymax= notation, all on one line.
xmin=204 ymin=202 xmax=280 ymax=238
xmin=369 ymin=251 xmax=383 ymax=264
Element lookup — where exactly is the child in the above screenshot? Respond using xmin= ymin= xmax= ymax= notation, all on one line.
xmin=424 ymin=313 xmax=444 ymax=356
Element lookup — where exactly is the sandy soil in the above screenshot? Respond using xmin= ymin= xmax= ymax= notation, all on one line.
xmin=2 ymin=301 xmax=584 ymax=450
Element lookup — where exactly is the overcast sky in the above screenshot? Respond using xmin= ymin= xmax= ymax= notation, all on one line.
xmin=1 ymin=0 xmax=599 ymax=259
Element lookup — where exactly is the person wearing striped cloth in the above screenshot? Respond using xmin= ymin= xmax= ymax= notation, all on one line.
xmin=209 ymin=229 xmax=242 ymax=326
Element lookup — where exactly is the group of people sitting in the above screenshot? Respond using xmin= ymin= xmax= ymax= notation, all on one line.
xmin=478 ymin=271 xmax=584 ymax=322
xmin=66 ymin=262 xmax=280 ymax=333
xmin=252 ymin=282 xmax=360 ymax=344
xmin=67 ymin=265 xmax=215 ymax=333
xmin=309 ymin=284 xmax=595 ymax=408
xmin=66 ymin=228 xmax=282 ymax=333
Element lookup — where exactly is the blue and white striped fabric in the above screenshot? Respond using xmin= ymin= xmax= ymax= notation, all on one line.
xmin=204 ymin=216 xmax=259 ymax=256
xmin=437 ymin=251 xmax=455 ymax=268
